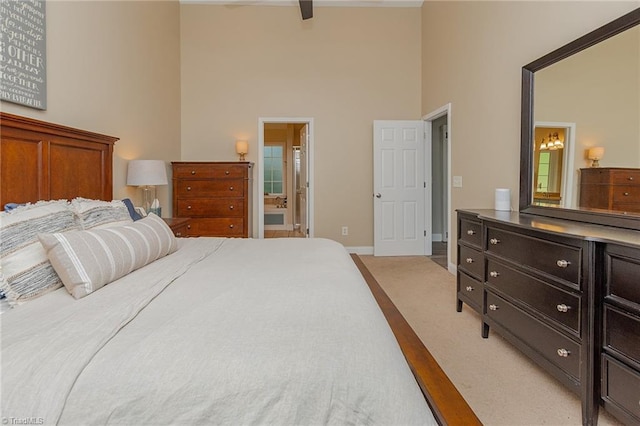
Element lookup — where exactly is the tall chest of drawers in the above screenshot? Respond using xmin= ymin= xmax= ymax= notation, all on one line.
xmin=172 ymin=162 xmax=253 ymax=237
xmin=456 ymin=210 xmax=640 ymax=426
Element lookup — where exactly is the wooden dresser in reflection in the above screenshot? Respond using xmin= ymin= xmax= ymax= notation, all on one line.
xmin=579 ymin=167 xmax=640 ymax=213
xmin=171 ymin=162 xmax=253 ymax=237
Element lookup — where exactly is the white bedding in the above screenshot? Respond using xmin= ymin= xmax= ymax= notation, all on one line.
xmin=1 ymin=237 xmax=436 ymax=425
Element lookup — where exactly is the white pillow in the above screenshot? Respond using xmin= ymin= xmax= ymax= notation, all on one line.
xmin=0 ymin=200 xmax=80 ymax=306
xmin=38 ymin=213 xmax=177 ymax=299
xmin=71 ymin=198 xmax=132 ymax=230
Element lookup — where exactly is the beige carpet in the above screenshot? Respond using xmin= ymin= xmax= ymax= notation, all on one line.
xmin=358 ymin=255 xmax=622 ymax=426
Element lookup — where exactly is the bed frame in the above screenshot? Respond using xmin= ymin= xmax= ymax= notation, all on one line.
xmin=0 ymin=112 xmax=481 ymax=426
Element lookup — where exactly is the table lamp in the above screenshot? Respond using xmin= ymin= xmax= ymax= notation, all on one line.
xmin=126 ymin=160 xmax=168 ymax=216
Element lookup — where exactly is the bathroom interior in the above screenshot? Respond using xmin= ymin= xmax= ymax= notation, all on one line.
xmin=264 ymin=123 xmax=306 ymax=238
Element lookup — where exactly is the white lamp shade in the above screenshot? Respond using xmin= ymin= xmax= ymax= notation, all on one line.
xmin=236 ymin=140 xmax=248 ymax=155
xmin=588 ymin=147 xmax=605 ymax=160
xmin=126 ymin=160 xmax=168 ymax=186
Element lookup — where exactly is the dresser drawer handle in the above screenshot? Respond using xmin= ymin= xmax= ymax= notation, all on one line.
xmin=229 ymin=224 xmax=234 ymax=229
xmin=465 ymin=286 xmax=474 ymax=292
xmin=191 ymin=170 xmax=196 ymax=175
xmin=556 ymin=260 xmax=570 ymax=268
xmin=628 ymin=176 xmax=634 ymax=181
xmin=187 ymin=205 xmax=192 ymax=210
xmin=489 ymin=271 xmax=499 ymax=278
xmin=229 ymin=205 xmax=234 ymax=210
xmin=623 ymin=192 xmax=630 ymax=196
xmin=489 ymin=304 xmax=499 ymax=311
xmin=465 ymin=258 xmax=474 ymax=264
xmin=556 ymin=304 xmax=570 ymax=313
xmin=466 ymin=229 xmax=475 ymax=235
xmin=187 ymin=225 xmax=191 ymax=229
xmin=175 ymin=232 xmax=182 ymax=237
xmin=557 ymin=348 xmax=570 ymax=358
xmin=225 ymin=170 xmax=230 ymax=175
xmin=186 ymin=186 xmax=192 ymax=191
xmin=489 ymin=238 xmax=500 ymax=245
xmin=229 ymin=186 xmax=234 ymax=191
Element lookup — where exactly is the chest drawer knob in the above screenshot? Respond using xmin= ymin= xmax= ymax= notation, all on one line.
xmin=489 ymin=271 xmax=500 ymax=278
xmin=629 ymin=176 xmax=634 ymax=181
xmin=489 ymin=304 xmax=499 ymax=311
xmin=229 ymin=224 xmax=234 ymax=229
xmin=229 ymin=186 xmax=234 ymax=191
xmin=465 ymin=285 xmax=474 ymax=292
xmin=623 ymin=192 xmax=630 ymax=196
xmin=187 ymin=225 xmax=191 ymax=229
xmin=556 ymin=304 xmax=570 ymax=313
xmin=186 ymin=186 xmax=192 ymax=191
xmin=465 ymin=258 xmax=474 ymax=264
xmin=556 ymin=348 xmax=570 ymax=358
xmin=466 ymin=229 xmax=476 ymax=235
xmin=176 ymin=232 xmax=182 ymax=237
xmin=187 ymin=205 xmax=192 ymax=210
xmin=489 ymin=238 xmax=500 ymax=245
xmin=191 ymin=170 xmax=196 ymax=175
xmin=556 ymin=259 xmax=570 ymax=268
xmin=225 ymin=170 xmax=230 ymax=175
xmin=229 ymin=205 xmax=234 ymax=210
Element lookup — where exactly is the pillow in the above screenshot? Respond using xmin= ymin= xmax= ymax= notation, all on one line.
xmin=38 ymin=213 xmax=177 ymax=299
xmin=0 ymin=200 xmax=80 ymax=306
xmin=71 ymin=198 xmax=133 ymax=230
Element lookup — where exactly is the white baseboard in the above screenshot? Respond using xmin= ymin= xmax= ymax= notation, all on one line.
xmin=432 ymin=233 xmax=443 ymax=242
xmin=345 ymin=246 xmax=374 ymax=255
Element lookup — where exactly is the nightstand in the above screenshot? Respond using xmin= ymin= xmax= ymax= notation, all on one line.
xmin=162 ymin=217 xmax=191 ymax=237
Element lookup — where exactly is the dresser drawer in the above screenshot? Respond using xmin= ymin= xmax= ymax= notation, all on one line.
xmin=606 ymin=246 xmax=640 ymax=308
xmin=486 ymin=227 xmax=581 ymax=285
xmin=176 ymin=199 xmax=244 ymax=217
xmin=458 ymin=244 xmax=483 ymax=280
xmin=459 ymin=218 xmax=481 ymax=248
xmin=486 ymin=259 xmax=580 ymax=334
xmin=186 ymin=218 xmax=244 ymax=237
xmin=486 ymin=292 xmax=580 ymax=380
xmin=604 ymin=305 xmax=640 ymax=366
xmin=610 ymin=169 xmax=640 ymax=185
xmin=173 ymin=164 xmax=247 ymax=179
xmin=612 ymin=186 xmax=640 ymax=204
xmin=602 ymin=354 xmax=640 ymax=423
xmin=175 ymin=179 xmax=245 ymax=198
xmin=458 ymin=272 xmax=483 ymax=310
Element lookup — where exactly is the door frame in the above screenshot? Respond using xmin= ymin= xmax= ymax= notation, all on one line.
xmin=258 ymin=117 xmax=314 ymax=239
xmin=423 ymin=103 xmax=454 ymax=273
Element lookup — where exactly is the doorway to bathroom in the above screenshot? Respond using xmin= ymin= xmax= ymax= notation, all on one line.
xmin=258 ymin=118 xmax=314 ymax=239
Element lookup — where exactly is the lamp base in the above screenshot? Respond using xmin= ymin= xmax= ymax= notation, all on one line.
xmin=590 ymin=159 xmax=600 ymax=168
xmin=238 ymin=153 xmax=246 ymax=161
xmin=141 ymin=186 xmax=156 ymax=214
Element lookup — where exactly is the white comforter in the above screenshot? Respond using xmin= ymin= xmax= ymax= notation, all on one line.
xmin=2 ymin=238 xmax=435 ymax=425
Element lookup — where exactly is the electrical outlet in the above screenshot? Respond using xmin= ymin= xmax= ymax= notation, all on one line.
xmin=341 ymin=226 xmax=348 ymax=236
xmin=453 ymin=176 xmax=463 ymax=188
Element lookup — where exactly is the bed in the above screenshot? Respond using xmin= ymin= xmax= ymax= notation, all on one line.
xmin=0 ymin=112 xmax=481 ymax=425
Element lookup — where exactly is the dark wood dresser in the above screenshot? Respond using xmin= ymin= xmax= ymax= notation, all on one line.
xmin=456 ymin=209 xmax=640 ymax=426
xmin=171 ymin=162 xmax=253 ymax=237
xmin=579 ymin=168 xmax=640 ymax=213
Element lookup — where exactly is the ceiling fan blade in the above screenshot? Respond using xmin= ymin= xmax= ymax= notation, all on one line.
xmin=299 ymin=0 xmax=313 ymax=20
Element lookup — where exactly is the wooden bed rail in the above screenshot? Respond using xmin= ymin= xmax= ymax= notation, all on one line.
xmin=351 ymin=254 xmax=482 ymax=426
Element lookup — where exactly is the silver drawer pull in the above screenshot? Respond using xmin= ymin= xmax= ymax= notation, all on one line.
xmin=556 ymin=304 xmax=570 ymax=313
xmin=229 ymin=224 xmax=234 ymax=228
xmin=557 ymin=348 xmax=570 ymax=358
xmin=229 ymin=186 xmax=234 ymax=191
xmin=191 ymin=170 xmax=196 ymax=175
xmin=623 ymin=192 xmax=630 ymax=196
xmin=225 ymin=170 xmax=230 ymax=175
xmin=466 ymin=258 xmax=474 ymax=264
xmin=229 ymin=205 xmax=234 ymax=210
xmin=187 ymin=205 xmax=192 ymax=210
xmin=489 ymin=304 xmax=499 ymax=311
xmin=466 ymin=229 xmax=475 ymax=235
xmin=489 ymin=271 xmax=499 ymax=278
xmin=628 ymin=176 xmax=634 ymax=181
xmin=465 ymin=286 xmax=474 ymax=292
xmin=175 ymin=232 xmax=182 ymax=237
xmin=186 ymin=186 xmax=191 ymax=191
xmin=556 ymin=260 xmax=570 ymax=268
xmin=489 ymin=238 xmax=500 ymax=245
xmin=187 ymin=225 xmax=191 ymax=229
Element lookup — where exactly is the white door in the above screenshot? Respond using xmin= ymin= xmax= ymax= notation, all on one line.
xmin=299 ymin=124 xmax=308 ymax=237
xmin=373 ymin=120 xmax=430 ymax=256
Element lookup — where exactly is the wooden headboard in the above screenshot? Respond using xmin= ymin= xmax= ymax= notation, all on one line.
xmin=0 ymin=112 xmax=119 ymax=207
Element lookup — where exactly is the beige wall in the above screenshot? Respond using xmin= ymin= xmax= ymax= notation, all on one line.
xmin=1 ymin=0 xmax=181 ymax=214
xmin=180 ymin=4 xmax=422 ymax=243
xmin=421 ymin=1 xmax=638 ymax=264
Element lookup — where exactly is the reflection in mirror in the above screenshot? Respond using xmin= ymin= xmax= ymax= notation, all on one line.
xmin=521 ymin=8 xmax=640 ymax=230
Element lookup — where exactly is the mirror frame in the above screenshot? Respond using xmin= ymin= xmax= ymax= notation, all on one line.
xmin=520 ymin=7 xmax=640 ymax=230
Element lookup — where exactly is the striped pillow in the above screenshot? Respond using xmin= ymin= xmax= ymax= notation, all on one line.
xmin=0 ymin=200 xmax=80 ymax=306
xmin=71 ymin=198 xmax=133 ymax=230
xmin=38 ymin=213 xmax=177 ymax=299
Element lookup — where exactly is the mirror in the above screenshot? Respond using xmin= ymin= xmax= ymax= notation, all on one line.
xmin=520 ymin=8 xmax=640 ymax=230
